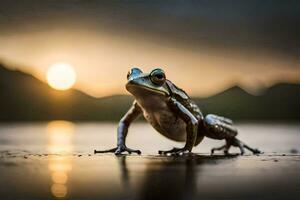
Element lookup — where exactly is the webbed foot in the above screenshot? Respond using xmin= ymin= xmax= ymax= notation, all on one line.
xmin=211 ymin=144 xmax=227 ymax=155
xmin=252 ymin=148 xmax=262 ymax=154
xmin=158 ymin=147 xmax=192 ymax=156
xmin=158 ymin=147 xmax=180 ymax=155
xmin=211 ymin=142 xmax=245 ymax=155
xmin=94 ymin=145 xmax=141 ymax=155
xmin=244 ymin=144 xmax=263 ymax=155
xmin=115 ymin=146 xmax=141 ymax=155
xmin=211 ymin=138 xmax=263 ymax=156
xmin=234 ymin=139 xmax=263 ymax=155
xmin=94 ymin=147 xmax=117 ymax=154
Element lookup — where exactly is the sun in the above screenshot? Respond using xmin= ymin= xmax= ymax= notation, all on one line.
xmin=46 ymin=63 xmax=77 ymax=90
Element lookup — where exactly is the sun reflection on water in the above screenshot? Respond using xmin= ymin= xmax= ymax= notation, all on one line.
xmin=47 ymin=121 xmax=74 ymax=199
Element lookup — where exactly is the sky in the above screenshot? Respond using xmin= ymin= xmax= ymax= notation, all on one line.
xmin=0 ymin=0 xmax=300 ymax=97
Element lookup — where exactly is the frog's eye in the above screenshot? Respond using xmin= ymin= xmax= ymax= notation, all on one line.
xmin=150 ymin=68 xmax=166 ymax=85
xmin=127 ymin=71 xmax=131 ymax=80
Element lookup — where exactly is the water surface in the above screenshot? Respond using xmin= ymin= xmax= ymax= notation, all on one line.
xmin=0 ymin=122 xmax=299 ymax=200
xmin=1 ymin=122 xmax=299 ymax=154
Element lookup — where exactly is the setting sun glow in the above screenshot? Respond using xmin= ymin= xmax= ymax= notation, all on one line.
xmin=46 ymin=63 xmax=77 ymax=90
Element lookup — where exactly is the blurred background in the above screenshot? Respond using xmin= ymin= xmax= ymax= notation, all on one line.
xmin=1 ymin=1 xmax=300 ymax=200
xmin=0 ymin=0 xmax=300 ymax=121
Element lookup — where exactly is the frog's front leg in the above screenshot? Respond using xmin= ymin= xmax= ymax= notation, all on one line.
xmin=159 ymin=98 xmax=198 ymax=156
xmin=94 ymin=101 xmax=142 ymax=155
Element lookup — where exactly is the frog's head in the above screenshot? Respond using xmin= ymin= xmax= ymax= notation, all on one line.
xmin=126 ymin=68 xmax=170 ymax=97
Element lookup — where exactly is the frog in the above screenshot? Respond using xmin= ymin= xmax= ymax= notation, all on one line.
xmin=94 ymin=68 xmax=261 ymax=155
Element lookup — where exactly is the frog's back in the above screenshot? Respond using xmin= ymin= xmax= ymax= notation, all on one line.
xmin=165 ymin=80 xmax=203 ymax=121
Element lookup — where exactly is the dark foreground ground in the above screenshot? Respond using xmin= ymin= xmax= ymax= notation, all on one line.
xmin=0 ymin=152 xmax=299 ymax=200
xmin=0 ymin=122 xmax=299 ymax=199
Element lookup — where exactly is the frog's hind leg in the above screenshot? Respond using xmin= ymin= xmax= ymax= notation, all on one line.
xmin=244 ymin=144 xmax=262 ymax=154
xmin=231 ymin=138 xmax=245 ymax=155
xmin=204 ymin=114 xmax=238 ymax=139
xmin=205 ymin=114 xmax=237 ymax=154
xmin=211 ymin=138 xmax=262 ymax=155
xmin=211 ymin=144 xmax=226 ymax=155
xmin=232 ymin=138 xmax=262 ymax=155
xmin=211 ymin=139 xmax=232 ymax=155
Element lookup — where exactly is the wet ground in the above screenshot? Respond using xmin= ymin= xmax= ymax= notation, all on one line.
xmin=0 ymin=152 xmax=300 ymax=200
xmin=0 ymin=122 xmax=300 ymax=199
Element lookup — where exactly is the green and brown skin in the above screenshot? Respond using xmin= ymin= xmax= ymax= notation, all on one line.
xmin=95 ymin=68 xmax=261 ymax=155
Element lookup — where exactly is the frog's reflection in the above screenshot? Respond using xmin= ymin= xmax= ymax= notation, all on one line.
xmin=116 ymin=154 xmax=237 ymax=200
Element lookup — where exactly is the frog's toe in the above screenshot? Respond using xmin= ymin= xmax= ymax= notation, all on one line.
xmin=114 ymin=146 xmax=141 ymax=155
xmin=173 ymin=149 xmax=191 ymax=156
xmin=114 ymin=148 xmax=123 ymax=155
xmin=252 ymin=148 xmax=263 ymax=155
xmin=211 ymin=144 xmax=226 ymax=155
xmin=125 ymin=147 xmax=141 ymax=155
xmin=158 ymin=147 xmax=181 ymax=155
xmin=159 ymin=147 xmax=192 ymax=156
xmin=94 ymin=147 xmax=117 ymax=154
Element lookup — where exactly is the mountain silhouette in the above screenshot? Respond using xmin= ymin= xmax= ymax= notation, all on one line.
xmin=195 ymin=84 xmax=300 ymax=120
xmin=0 ymin=63 xmax=133 ymax=121
xmin=0 ymin=63 xmax=299 ymax=121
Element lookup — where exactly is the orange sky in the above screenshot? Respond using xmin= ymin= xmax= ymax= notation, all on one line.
xmin=0 ymin=28 xmax=300 ymax=97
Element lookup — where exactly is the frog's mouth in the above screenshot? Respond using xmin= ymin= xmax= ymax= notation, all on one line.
xmin=126 ymin=82 xmax=168 ymax=97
